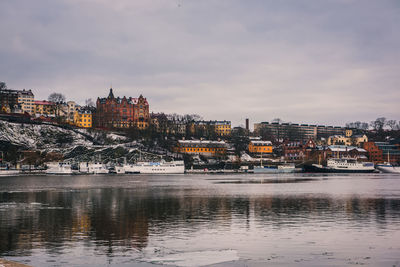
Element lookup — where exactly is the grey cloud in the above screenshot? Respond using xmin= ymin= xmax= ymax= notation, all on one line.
xmin=1 ymin=0 xmax=399 ymax=127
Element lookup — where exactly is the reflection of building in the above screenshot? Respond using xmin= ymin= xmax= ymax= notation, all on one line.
xmin=363 ymin=141 xmax=400 ymax=164
xmin=34 ymin=100 xmax=56 ymax=117
xmin=74 ymin=109 xmax=92 ymax=128
xmin=95 ymin=88 xmax=150 ymax=129
xmin=175 ymin=140 xmax=227 ymax=156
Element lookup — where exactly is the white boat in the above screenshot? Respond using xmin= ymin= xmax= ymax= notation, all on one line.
xmin=45 ymin=162 xmax=73 ymax=175
xmin=0 ymin=167 xmax=20 ymax=176
xmin=79 ymin=162 xmax=109 ymax=174
xmin=375 ymin=151 xmax=400 ymax=174
xmin=115 ymin=163 xmax=140 ymax=174
xmin=305 ymin=158 xmax=375 ymax=173
xmin=116 ymin=160 xmax=185 ymax=174
xmin=253 ymin=163 xmax=296 ymax=173
xmin=376 ymin=163 xmax=400 ymax=174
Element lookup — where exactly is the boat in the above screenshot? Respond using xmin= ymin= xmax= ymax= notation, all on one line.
xmin=116 ymin=160 xmax=185 ymax=174
xmin=0 ymin=165 xmax=19 ymax=176
xmin=135 ymin=160 xmax=185 ymax=174
xmin=375 ymin=152 xmax=400 ymax=173
xmin=253 ymin=163 xmax=296 ymax=173
xmin=304 ymin=158 xmax=375 ymax=173
xmin=45 ymin=162 xmax=73 ymax=175
xmin=376 ymin=163 xmax=400 ymax=174
xmin=79 ymin=162 xmax=109 ymax=174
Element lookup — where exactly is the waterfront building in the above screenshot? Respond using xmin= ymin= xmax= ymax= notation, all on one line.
xmin=34 ymin=100 xmax=56 ymax=117
xmin=363 ymin=141 xmax=400 ymax=164
xmin=248 ymin=140 xmax=273 ymax=154
xmin=175 ymin=140 xmax=227 ymax=157
xmin=254 ymin=121 xmax=346 ymax=141
xmin=74 ymin=109 xmax=92 ymax=128
xmin=95 ymin=88 xmax=150 ymax=129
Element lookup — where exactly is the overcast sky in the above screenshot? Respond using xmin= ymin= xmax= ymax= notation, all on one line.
xmin=1 ymin=0 xmax=399 ymax=127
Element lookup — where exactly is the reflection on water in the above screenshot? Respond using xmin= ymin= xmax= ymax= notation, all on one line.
xmin=1 ymin=174 xmax=400 ymax=266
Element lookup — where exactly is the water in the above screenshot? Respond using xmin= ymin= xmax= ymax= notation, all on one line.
xmin=1 ymin=173 xmax=400 ymax=266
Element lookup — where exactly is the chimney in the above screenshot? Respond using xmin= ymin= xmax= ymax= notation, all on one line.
xmin=245 ymin=118 xmax=249 ymax=131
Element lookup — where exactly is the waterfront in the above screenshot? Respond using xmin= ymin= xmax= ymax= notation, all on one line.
xmin=1 ymin=174 xmax=400 ymax=266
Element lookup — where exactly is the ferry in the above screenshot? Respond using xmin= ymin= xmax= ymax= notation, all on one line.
xmin=304 ymin=158 xmax=375 ymax=173
xmin=116 ymin=160 xmax=185 ymax=174
xmin=79 ymin=162 xmax=109 ymax=174
xmin=45 ymin=162 xmax=73 ymax=175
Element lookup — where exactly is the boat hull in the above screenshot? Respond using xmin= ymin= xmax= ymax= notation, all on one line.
xmin=376 ymin=165 xmax=400 ymax=174
xmin=304 ymin=164 xmax=375 ymax=173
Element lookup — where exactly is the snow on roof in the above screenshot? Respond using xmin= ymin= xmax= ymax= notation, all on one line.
xmin=328 ymin=145 xmax=366 ymax=152
xmin=250 ymin=140 xmax=272 ymax=145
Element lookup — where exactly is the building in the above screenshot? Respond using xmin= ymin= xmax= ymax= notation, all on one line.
xmin=0 ymin=88 xmax=34 ymax=114
xmin=191 ymin=120 xmax=232 ymax=136
xmin=74 ymin=109 xmax=92 ymax=128
xmin=95 ymin=88 xmax=150 ymax=129
xmin=363 ymin=141 xmax=400 ymax=164
xmin=34 ymin=100 xmax=56 ymax=117
xmin=254 ymin=121 xmax=346 ymax=141
xmin=66 ymin=101 xmax=81 ymax=123
xmin=248 ymin=140 xmax=273 ymax=154
xmin=175 ymin=140 xmax=227 ymax=157
xmin=328 ymin=134 xmax=368 ymax=147
xmin=17 ymin=89 xmax=34 ymax=114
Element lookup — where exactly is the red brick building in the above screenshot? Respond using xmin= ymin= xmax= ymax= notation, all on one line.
xmin=95 ymin=88 xmax=150 ymax=129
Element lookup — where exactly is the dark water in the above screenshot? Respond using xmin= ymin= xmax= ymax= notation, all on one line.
xmin=1 ymin=173 xmax=400 ymax=266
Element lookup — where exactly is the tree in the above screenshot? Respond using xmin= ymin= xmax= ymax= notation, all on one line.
xmin=0 ymin=82 xmax=6 ymax=90
xmin=386 ymin=120 xmax=397 ymax=130
xmin=48 ymin=93 xmax=66 ymax=104
xmin=370 ymin=117 xmax=386 ymax=132
xmin=85 ymin=98 xmax=95 ymax=107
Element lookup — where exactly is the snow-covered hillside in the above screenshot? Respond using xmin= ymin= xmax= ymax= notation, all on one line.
xmin=0 ymin=120 xmax=127 ymax=152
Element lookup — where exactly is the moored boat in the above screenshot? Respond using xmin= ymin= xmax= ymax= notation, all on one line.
xmin=45 ymin=162 xmax=73 ymax=175
xmin=376 ymin=163 xmax=400 ymax=174
xmin=253 ymin=163 xmax=296 ymax=173
xmin=304 ymin=158 xmax=375 ymax=173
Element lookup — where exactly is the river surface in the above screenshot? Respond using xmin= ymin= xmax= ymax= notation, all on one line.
xmin=1 ymin=173 xmax=400 ymax=266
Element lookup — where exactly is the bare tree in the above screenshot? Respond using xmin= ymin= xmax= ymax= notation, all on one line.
xmin=85 ymin=98 xmax=95 ymax=107
xmin=386 ymin=120 xmax=397 ymax=130
xmin=0 ymin=81 xmax=6 ymax=90
xmin=370 ymin=117 xmax=386 ymax=131
xmin=48 ymin=93 xmax=66 ymax=104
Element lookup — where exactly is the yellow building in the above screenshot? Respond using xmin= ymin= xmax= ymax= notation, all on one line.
xmin=248 ymin=140 xmax=273 ymax=154
xmin=74 ymin=110 xmax=92 ymax=128
xmin=175 ymin=140 xmax=227 ymax=157
xmin=328 ymin=134 xmax=368 ymax=147
xmin=17 ymin=89 xmax=34 ymax=114
xmin=192 ymin=120 xmax=231 ymax=136
xmin=34 ymin=100 xmax=56 ymax=116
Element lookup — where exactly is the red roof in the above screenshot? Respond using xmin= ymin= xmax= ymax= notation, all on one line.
xmin=34 ymin=100 xmax=55 ymax=105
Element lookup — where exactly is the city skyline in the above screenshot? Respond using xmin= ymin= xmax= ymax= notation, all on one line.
xmin=1 ymin=0 xmax=399 ymax=127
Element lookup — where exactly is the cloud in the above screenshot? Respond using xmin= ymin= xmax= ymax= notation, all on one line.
xmin=1 ymin=0 xmax=399 ymax=127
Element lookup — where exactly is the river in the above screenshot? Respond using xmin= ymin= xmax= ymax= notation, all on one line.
xmin=1 ymin=173 xmax=400 ymax=266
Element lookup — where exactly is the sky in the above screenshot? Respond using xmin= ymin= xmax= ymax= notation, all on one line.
xmin=1 ymin=0 xmax=399 ymax=128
